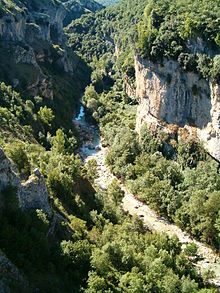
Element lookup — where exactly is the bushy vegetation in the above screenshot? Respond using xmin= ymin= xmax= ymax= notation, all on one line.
xmin=0 ymin=77 xmax=217 ymax=291
xmin=0 ymin=0 xmax=220 ymax=291
xmin=66 ymin=0 xmax=146 ymax=82
xmin=138 ymin=0 xmax=220 ymax=82
xmin=82 ymin=75 xmax=220 ymax=250
xmin=0 ymin=174 xmax=216 ymax=292
xmin=68 ymin=0 xmax=220 ymax=250
xmin=67 ymin=0 xmax=220 ymax=83
xmin=0 ymin=81 xmax=79 ymax=154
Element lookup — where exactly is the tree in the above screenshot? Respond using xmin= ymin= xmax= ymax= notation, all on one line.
xmin=139 ymin=123 xmax=162 ymax=154
xmin=212 ymin=55 xmax=220 ymax=83
xmin=181 ymin=276 xmax=198 ymax=293
xmin=61 ymin=240 xmax=92 ymax=272
xmin=25 ymin=100 xmax=35 ymax=114
xmin=107 ymin=179 xmax=124 ymax=204
xmin=6 ymin=142 xmax=30 ymax=175
xmin=197 ymin=54 xmax=213 ymax=80
xmin=184 ymin=243 xmax=198 ymax=257
xmin=83 ymin=85 xmax=99 ymax=114
xmin=84 ymin=159 xmax=98 ymax=182
xmin=38 ymin=106 xmax=54 ymax=127
xmin=84 ymin=86 xmax=99 ymax=103
xmin=52 ymin=129 xmax=65 ymax=154
xmin=87 ymin=271 xmax=108 ymax=293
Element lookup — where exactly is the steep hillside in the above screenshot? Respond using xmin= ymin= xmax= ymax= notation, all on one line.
xmin=66 ymin=0 xmax=220 ymax=251
xmin=0 ymin=0 xmax=102 ymax=129
xmin=0 ymin=0 xmax=220 ymax=291
xmin=0 ymin=80 xmax=97 ymax=291
xmin=136 ymin=0 xmax=220 ymax=160
xmin=66 ymin=0 xmax=145 ymax=62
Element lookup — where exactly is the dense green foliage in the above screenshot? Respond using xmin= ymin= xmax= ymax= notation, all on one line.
xmin=0 ymin=178 xmax=216 ymax=292
xmin=0 ymin=82 xmax=79 ymax=151
xmin=66 ymin=0 xmax=145 ymax=67
xmin=66 ymin=0 xmax=220 ymax=252
xmin=82 ymin=78 xmax=220 ymax=250
xmin=0 ymin=0 xmax=220 ymax=291
xmin=69 ymin=0 xmax=220 ymax=250
xmin=0 ymin=79 xmax=217 ymax=291
xmin=67 ymin=0 xmax=220 ymax=83
xmin=138 ymin=0 xmax=220 ymax=82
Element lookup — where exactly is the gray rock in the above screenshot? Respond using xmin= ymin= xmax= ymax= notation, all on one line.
xmin=0 ymin=146 xmax=52 ymax=217
xmin=135 ymin=53 xmax=220 ymax=161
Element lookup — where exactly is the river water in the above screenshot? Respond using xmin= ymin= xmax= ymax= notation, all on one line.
xmin=75 ymin=99 xmax=100 ymax=159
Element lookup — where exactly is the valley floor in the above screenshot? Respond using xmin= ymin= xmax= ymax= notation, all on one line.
xmin=86 ymin=146 xmax=220 ymax=288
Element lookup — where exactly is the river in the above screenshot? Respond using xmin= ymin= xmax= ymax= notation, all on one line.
xmin=74 ymin=98 xmax=100 ymax=159
xmin=74 ymin=96 xmax=220 ymax=287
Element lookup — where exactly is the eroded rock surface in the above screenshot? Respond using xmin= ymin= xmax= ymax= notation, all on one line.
xmin=0 ymin=146 xmax=52 ymax=216
xmin=0 ymin=0 xmax=101 ymax=99
xmin=135 ymin=53 xmax=220 ymax=160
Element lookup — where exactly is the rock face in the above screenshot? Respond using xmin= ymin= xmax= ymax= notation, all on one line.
xmin=135 ymin=53 xmax=220 ymax=161
xmin=0 ymin=249 xmax=29 ymax=292
xmin=0 ymin=146 xmax=52 ymax=217
xmin=0 ymin=0 xmax=101 ymax=44
xmin=0 ymin=0 xmax=101 ymax=99
xmin=63 ymin=0 xmax=102 ymax=26
xmin=21 ymin=168 xmax=52 ymax=217
xmin=124 ymin=75 xmax=136 ymax=98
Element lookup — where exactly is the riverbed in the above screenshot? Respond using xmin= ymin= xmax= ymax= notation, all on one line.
xmin=74 ymin=98 xmax=220 ymax=287
xmin=74 ymin=99 xmax=101 ymax=160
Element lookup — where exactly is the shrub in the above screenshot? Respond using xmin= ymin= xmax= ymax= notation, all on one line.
xmin=211 ymin=55 xmax=220 ymax=84
xmin=5 ymin=142 xmax=30 ymax=175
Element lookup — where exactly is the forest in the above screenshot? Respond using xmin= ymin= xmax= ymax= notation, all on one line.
xmin=138 ymin=0 xmax=220 ymax=83
xmin=0 ymin=0 xmax=219 ymax=291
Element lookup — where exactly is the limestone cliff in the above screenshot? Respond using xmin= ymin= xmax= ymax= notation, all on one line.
xmin=124 ymin=74 xmax=136 ymax=98
xmin=0 ymin=146 xmax=52 ymax=216
xmin=135 ymin=53 xmax=220 ymax=161
xmin=0 ymin=0 xmax=101 ymax=99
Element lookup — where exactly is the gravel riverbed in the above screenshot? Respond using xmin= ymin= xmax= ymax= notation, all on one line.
xmin=85 ymin=146 xmax=220 ymax=288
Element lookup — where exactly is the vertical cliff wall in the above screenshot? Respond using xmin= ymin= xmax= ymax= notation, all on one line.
xmin=0 ymin=0 xmax=101 ymax=101
xmin=135 ymin=53 xmax=220 ymax=161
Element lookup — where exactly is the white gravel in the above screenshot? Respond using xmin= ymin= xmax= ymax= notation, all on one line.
xmin=86 ymin=146 xmax=220 ymax=287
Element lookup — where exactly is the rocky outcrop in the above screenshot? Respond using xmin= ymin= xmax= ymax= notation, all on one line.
xmin=124 ymin=75 xmax=136 ymax=98
xmin=0 ymin=6 xmax=26 ymax=42
xmin=0 ymin=146 xmax=52 ymax=217
xmin=0 ymin=249 xmax=29 ymax=292
xmin=0 ymin=1 xmax=66 ymax=45
xmin=0 ymin=147 xmax=20 ymax=193
xmin=0 ymin=0 xmax=102 ymax=45
xmin=63 ymin=0 xmax=102 ymax=26
xmin=21 ymin=168 xmax=52 ymax=217
xmin=135 ymin=53 xmax=220 ymax=161
xmin=0 ymin=2 xmax=62 ymax=98
xmin=14 ymin=45 xmax=38 ymax=67
xmin=0 ymin=0 xmax=101 ymax=99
